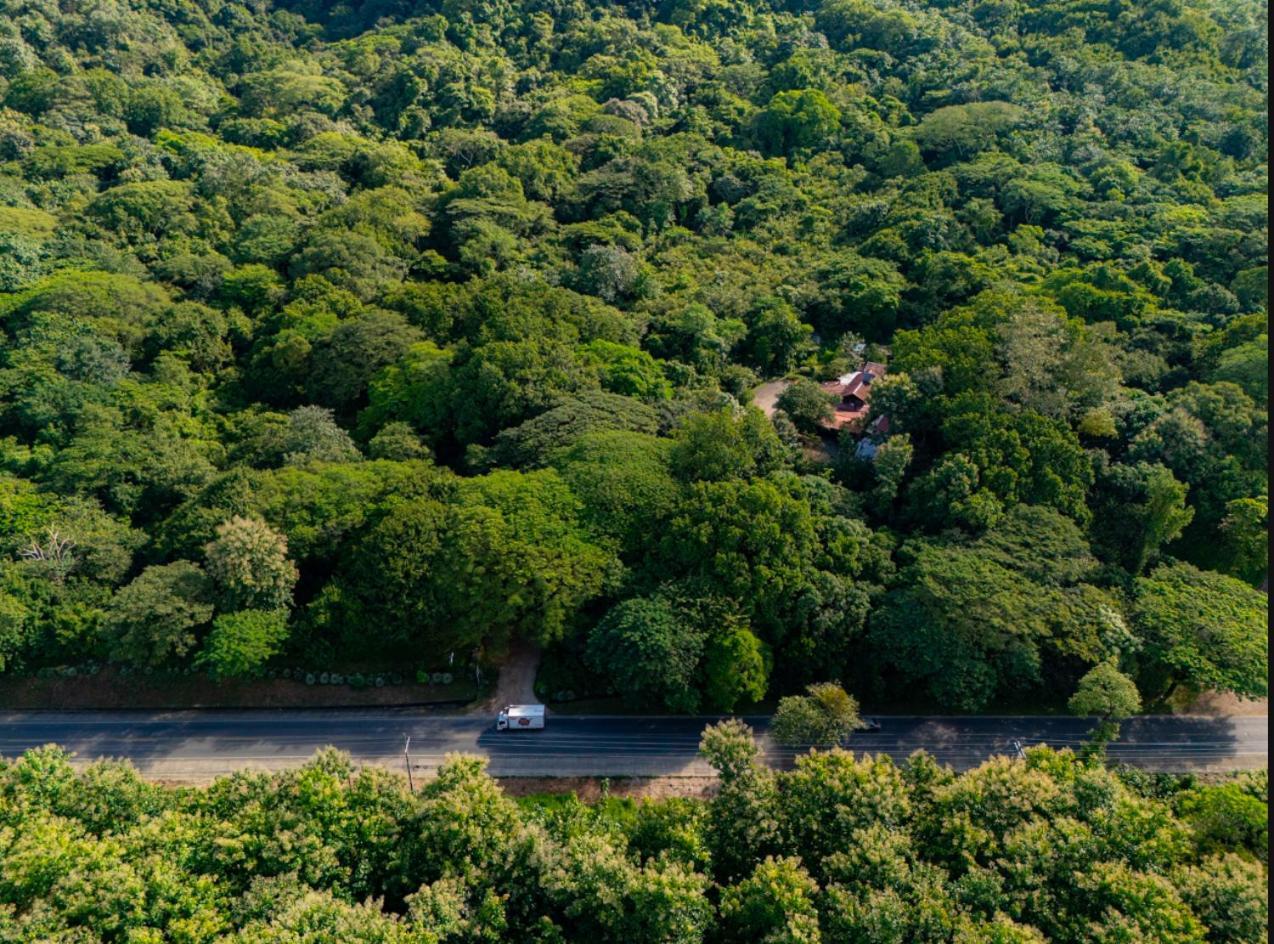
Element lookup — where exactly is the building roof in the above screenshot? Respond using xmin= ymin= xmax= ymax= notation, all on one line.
xmin=818 ymin=362 xmax=887 ymax=433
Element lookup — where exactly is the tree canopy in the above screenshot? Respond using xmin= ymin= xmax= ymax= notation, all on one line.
xmin=0 ymin=0 xmax=1264 ymax=713
xmin=0 ymin=734 xmax=1264 ymax=942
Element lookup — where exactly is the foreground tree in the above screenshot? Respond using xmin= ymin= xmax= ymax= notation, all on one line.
xmin=1069 ymin=661 xmax=1142 ymax=747
xmin=769 ymin=682 xmax=862 ymax=748
xmin=1069 ymin=662 xmax=1142 ymax=721
xmin=719 ymin=856 xmax=822 ymax=944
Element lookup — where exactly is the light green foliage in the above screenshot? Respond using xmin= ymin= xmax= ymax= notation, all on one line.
xmin=1218 ymin=495 xmax=1268 ymax=584
xmin=338 ymin=469 xmax=615 ymax=656
xmin=1068 ymin=662 xmax=1142 ymax=720
xmin=204 ymin=515 xmax=298 ymax=612
xmin=702 ymin=627 xmax=769 ymax=711
xmin=270 ymin=406 xmax=363 ymax=466
xmin=487 ymin=392 xmax=661 ymax=470
xmin=869 ymin=504 xmax=1134 ymax=708
xmin=869 ymin=434 xmax=913 ymax=508
xmin=1134 ymin=562 xmax=1268 ymax=699
xmin=770 ymin=681 xmax=862 ymax=748
xmin=778 ymin=748 xmax=910 ymax=873
xmin=668 ymin=407 xmax=786 ymax=482
xmin=720 ymin=856 xmax=822 ymax=943
xmin=550 ymin=430 xmax=678 ymax=553
xmin=368 ymin=421 xmax=433 ymax=461
xmin=913 ymin=102 xmax=1027 ymax=161
xmin=0 ymin=731 xmax=1264 ymax=942
xmin=1175 ymin=779 xmax=1269 ymax=863
xmin=578 ymin=340 xmax=672 ymax=400
xmin=698 ymin=719 xmax=783 ymax=882
xmin=198 ymin=609 xmax=289 ymax=678
xmin=1173 ymin=855 xmax=1269 ymax=944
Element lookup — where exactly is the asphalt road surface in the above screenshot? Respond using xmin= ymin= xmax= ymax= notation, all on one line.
xmin=1 ymin=711 xmax=1265 ymax=782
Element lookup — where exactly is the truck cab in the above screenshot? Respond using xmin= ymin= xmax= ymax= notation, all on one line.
xmin=496 ymin=704 xmax=545 ymax=731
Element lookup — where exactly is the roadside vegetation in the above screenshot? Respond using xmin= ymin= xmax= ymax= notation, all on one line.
xmin=0 ymin=0 xmax=1267 ymax=716
xmin=0 ymin=732 xmax=1267 ymax=942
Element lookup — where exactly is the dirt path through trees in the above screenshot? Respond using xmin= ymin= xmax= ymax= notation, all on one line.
xmin=474 ymin=639 xmax=541 ymax=714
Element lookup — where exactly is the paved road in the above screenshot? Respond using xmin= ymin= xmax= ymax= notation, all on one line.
xmin=0 ymin=711 xmax=1265 ymax=782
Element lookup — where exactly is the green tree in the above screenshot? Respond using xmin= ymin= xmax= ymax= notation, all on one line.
xmin=753 ymin=89 xmax=841 ymax=156
xmin=1218 ymin=495 xmax=1268 ymax=584
xmin=272 ymin=406 xmax=362 ymax=466
xmin=197 ymin=609 xmax=289 ymax=678
xmin=668 ymin=408 xmax=785 ymax=482
xmin=769 ymin=682 xmax=862 ymax=749
xmin=1175 ymin=781 xmax=1269 ymax=863
xmin=486 ymin=392 xmax=660 ymax=470
xmin=912 ymin=102 xmax=1026 ymax=161
xmin=1134 ymin=562 xmax=1268 ymax=700
xmin=1173 ymin=855 xmax=1269 ymax=944
xmin=744 ymin=298 xmax=814 ymax=376
xmin=699 ymin=719 xmax=781 ymax=882
xmin=204 ymin=516 xmax=298 ymax=612
xmin=106 ymin=561 xmax=213 ymax=667
xmin=870 ymin=545 xmax=1058 ymax=710
xmin=869 ymin=434 xmax=913 ymax=509
xmin=586 ymin=595 xmax=705 ymax=712
xmin=342 ymin=471 xmax=615 ymax=655
xmin=1090 ymin=463 xmax=1194 ymax=574
xmin=703 ymin=627 xmax=769 ymax=712
xmin=719 ymin=856 xmax=822 ymax=944
xmin=1068 ymin=662 xmax=1142 ymax=721
xmin=550 ymin=430 xmax=678 ymax=554
xmin=775 ymin=379 xmax=836 ymax=434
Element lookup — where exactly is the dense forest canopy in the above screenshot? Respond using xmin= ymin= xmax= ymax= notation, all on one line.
xmin=0 ymin=0 xmax=1268 ymax=711
xmin=0 ymin=733 xmax=1267 ymax=942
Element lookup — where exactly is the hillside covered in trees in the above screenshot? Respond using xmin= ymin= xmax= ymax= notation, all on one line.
xmin=0 ymin=732 xmax=1268 ymax=942
xmin=0 ymin=0 xmax=1268 ymax=712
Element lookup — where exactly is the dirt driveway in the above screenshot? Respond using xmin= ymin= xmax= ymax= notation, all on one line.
xmin=752 ymin=379 xmax=791 ymax=417
xmin=472 ymin=638 xmax=541 ymax=714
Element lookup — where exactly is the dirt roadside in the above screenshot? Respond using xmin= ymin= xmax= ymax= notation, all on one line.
xmin=0 ymin=668 xmax=476 ymax=710
xmin=1183 ymin=692 xmax=1268 ymax=717
xmin=498 ymin=775 xmax=719 ymax=800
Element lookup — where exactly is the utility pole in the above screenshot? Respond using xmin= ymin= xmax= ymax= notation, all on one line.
xmin=403 ymin=735 xmax=414 ymax=792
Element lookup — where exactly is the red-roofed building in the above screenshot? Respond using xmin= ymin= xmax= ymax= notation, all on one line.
xmin=818 ymin=361 xmax=887 ymax=434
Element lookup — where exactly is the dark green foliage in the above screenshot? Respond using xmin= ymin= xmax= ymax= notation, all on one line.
xmin=587 ymin=595 xmax=706 ymax=712
xmin=105 ymin=561 xmax=214 ymax=667
xmin=0 ymin=0 xmax=1263 ymax=716
xmin=775 ymin=378 xmax=837 ymax=434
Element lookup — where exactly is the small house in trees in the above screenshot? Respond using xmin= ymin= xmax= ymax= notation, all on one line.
xmin=818 ymin=362 xmax=887 ymax=434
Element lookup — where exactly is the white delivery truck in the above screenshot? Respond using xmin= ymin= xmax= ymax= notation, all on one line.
xmin=496 ymin=704 xmax=545 ymax=731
